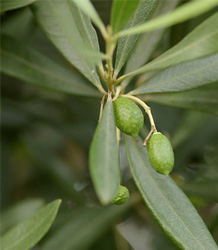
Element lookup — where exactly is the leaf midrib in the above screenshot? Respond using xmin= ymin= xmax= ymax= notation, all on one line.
xmin=158 ymin=96 xmax=218 ymax=104
xmin=3 ymin=208 xmax=55 ymax=250
xmin=115 ymin=7 xmax=138 ymax=74
xmin=1 ymin=49 xmax=89 ymax=91
xmin=77 ymin=5 xmax=96 ymax=51
xmin=134 ymin=29 xmax=218 ymax=75
xmin=47 ymin=0 xmax=101 ymax=88
xmin=104 ymin=101 xmax=115 ymax=200
xmin=126 ymin=138 xmax=206 ymax=250
xmin=134 ymin=58 xmax=218 ymax=93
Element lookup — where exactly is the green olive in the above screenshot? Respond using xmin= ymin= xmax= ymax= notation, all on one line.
xmin=113 ymin=97 xmax=144 ymax=138
xmin=147 ymin=132 xmax=174 ymax=176
xmin=112 ymin=185 xmax=129 ymax=205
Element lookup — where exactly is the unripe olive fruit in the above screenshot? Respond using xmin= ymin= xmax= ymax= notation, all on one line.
xmin=147 ymin=132 xmax=174 ymax=176
xmin=113 ymin=97 xmax=144 ymax=138
xmin=112 ymin=185 xmax=129 ymax=205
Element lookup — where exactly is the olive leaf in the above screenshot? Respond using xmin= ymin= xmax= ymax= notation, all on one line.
xmin=124 ymin=0 xmax=179 ymax=74
xmin=124 ymin=135 xmax=218 ymax=250
xmin=110 ymin=0 xmax=140 ymax=33
xmin=69 ymin=0 xmax=106 ymax=37
xmin=130 ymin=53 xmax=218 ymax=95
xmin=121 ymin=0 xmax=179 ymax=89
xmin=142 ymin=83 xmax=218 ymax=116
xmin=0 ymin=0 xmax=37 ymax=12
xmin=31 ymin=0 xmax=104 ymax=92
xmin=68 ymin=0 xmax=100 ymax=52
xmin=114 ymin=0 xmax=158 ymax=78
xmin=0 ymin=200 xmax=61 ymax=250
xmin=68 ymin=0 xmax=104 ymax=72
xmin=116 ymin=0 xmax=218 ymax=38
xmin=89 ymin=96 xmax=120 ymax=205
xmin=0 ymin=35 xmax=101 ymax=98
xmin=0 ymin=199 xmax=44 ymax=235
xmin=121 ymin=11 xmax=218 ymax=80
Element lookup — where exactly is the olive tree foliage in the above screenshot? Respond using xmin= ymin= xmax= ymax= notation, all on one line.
xmin=1 ymin=0 xmax=218 ymax=250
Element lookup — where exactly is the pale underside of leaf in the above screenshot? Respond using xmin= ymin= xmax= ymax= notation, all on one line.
xmin=121 ymin=0 xmax=179 ymax=89
xmin=31 ymin=0 xmax=103 ymax=91
xmin=142 ymin=83 xmax=218 ymax=116
xmin=0 ymin=36 xmax=100 ymax=97
xmin=116 ymin=0 xmax=218 ymax=38
xmin=68 ymin=0 xmax=100 ymax=52
xmin=114 ymin=0 xmax=158 ymax=77
xmin=130 ymin=53 xmax=218 ymax=95
xmin=70 ymin=0 xmax=106 ymax=36
xmin=125 ymin=0 xmax=179 ymax=74
xmin=123 ymin=12 xmax=218 ymax=79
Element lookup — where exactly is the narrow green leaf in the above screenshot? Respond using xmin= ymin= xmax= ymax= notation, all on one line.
xmin=68 ymin=0 xmax=104 ymax=73
xmin=0 ymin=0 xmax=37 ymax=12
xmin=31 ymin=0 xmax=104 ymax=92
xmin=0 ymin=200 xmax=61 ymax=250
xmin=124 ymin=135 xmax=218 ymax=250
xmin=111 ymin=0 xmax=140 ymax=33
xmin=122 ymin=12 xmax=218 ymax=79
xmin=114 ymin=0 xmax=158 ymax=77
xmin=68 ymin=0 xmax=100 ymax=52
xmin=70 ymin=0 xmax=106 ymax=37
xmin=125 ymin=0 xmax=179 ymax=74
xmin=41 ymin=205 xmax=129 ymax=250
xmin=0 ymin=35 xmax=101 ymax=97
xmin=0 ymin=199 xmax=44 ymax=235
xmin=116 ymin=0 xmax=218 ymax=38
xmin=89 ymin=96 xmax=120 ymax=205
xmin=143 ymin=83 xmax=218 ymax=116
xmin=130 ymin=53 xmax=218 ymax=95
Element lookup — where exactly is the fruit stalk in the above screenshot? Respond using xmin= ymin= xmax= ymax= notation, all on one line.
xmin=120 ymin=94 xmax=157 ymax=144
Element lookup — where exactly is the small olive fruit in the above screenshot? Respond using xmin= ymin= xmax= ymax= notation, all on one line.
xmin=147 ymin=132 xmax=174 ymax=176
xmin=112 ymin=185 xmax=129 ymax=205
xmin=113 ymin=97 xmax=144 ymax=138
